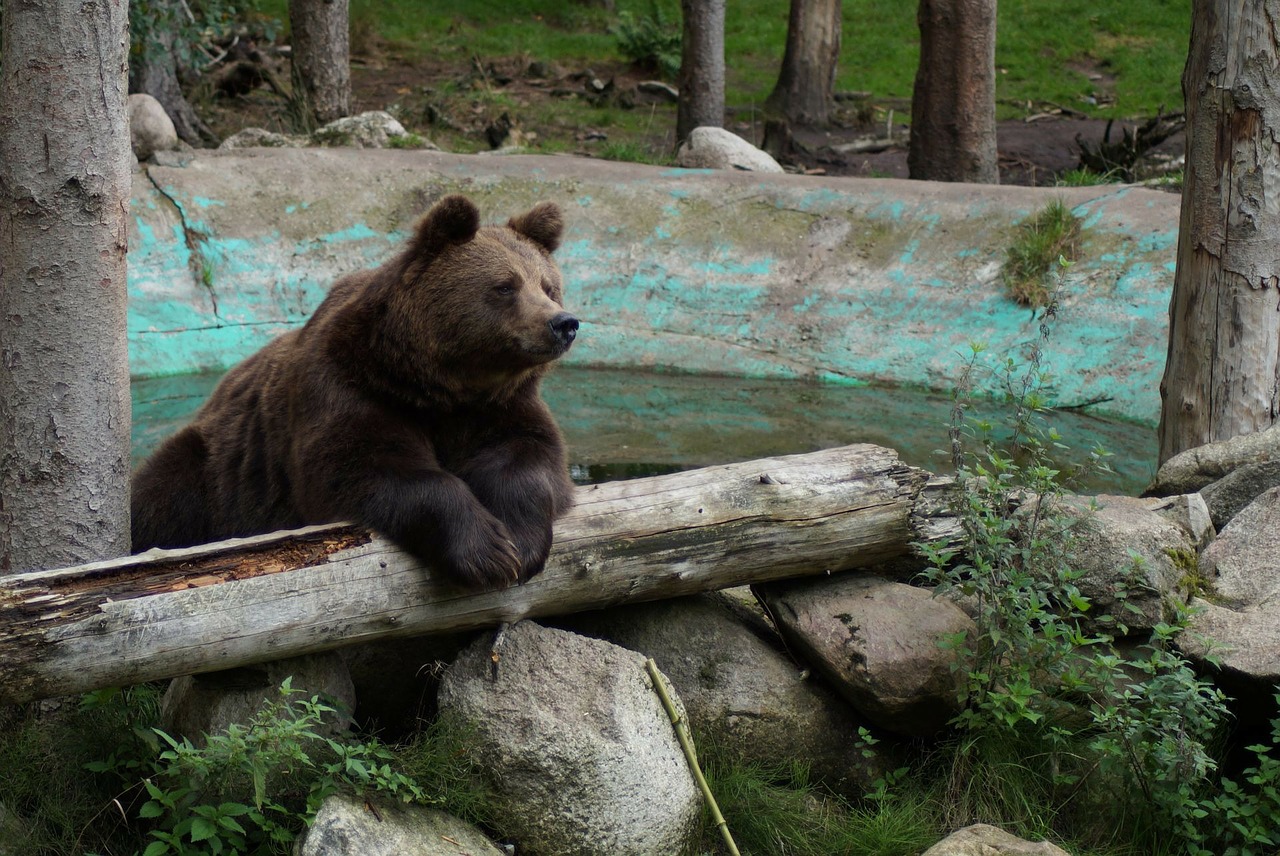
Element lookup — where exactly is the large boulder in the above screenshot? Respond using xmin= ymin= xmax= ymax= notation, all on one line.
xmin=1145 ymin=424 xmax=1280 ymax=496
xmin=160 ymin=653 xmax=354 ymax=745
xmin=312 ymin=111 xmax=410 ymax=148
xmin=296 ymin=793 xmax=504 ymax=856
xmin=1181 ymin=486 xmax=1280 ymax=706
xmin=437 ymin=621 xmax=701 ymax=856
xmin=558 ymin=592 xmax=887 ymax=796
xmin=1057 ymin=494 xmax=1197 ymax=631
xmin=1199 ymin=459 xmax=1280 ymax=530
xmin=676 ymin=126 xmax=784 ymax=173
xmin=128 ymin=93 xmax=179 ymax=161
xmin=756 ymin=574 xmax=975 ymax=738
xmin=922 ymin=824 xmax=1071 ymax=856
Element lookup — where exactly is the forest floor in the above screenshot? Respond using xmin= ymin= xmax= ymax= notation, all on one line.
xmin=197 ymin=49 xmax=1185 ymax=189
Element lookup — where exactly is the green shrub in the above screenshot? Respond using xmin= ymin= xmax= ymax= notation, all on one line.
xmin=1001 ymin=201 xmax=1083 ymax=307
xmin=612 ymin=2 xmax=682 ymax=79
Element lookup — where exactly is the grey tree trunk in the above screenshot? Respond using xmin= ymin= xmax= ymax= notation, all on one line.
xmin=766 ymin=0 xmax=842 ymax=125
xmin=676 ymin=0 xmax=726 ymax=144
xmin=0 ymin=0 xmax=133 ymax=573
xmin=129 ymin=0 xmax=220 ymax=147
xmin=1158 ymin=1 xmax=1280 ymax=464
xmin=289 ymin=0 xmax=352 ymax=128
xmin=907 ymin=0 xmax=998 ymax=183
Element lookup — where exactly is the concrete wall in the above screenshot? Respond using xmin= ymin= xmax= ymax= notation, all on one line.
xmin=129 ymin=149 xmax=1178 ymax=423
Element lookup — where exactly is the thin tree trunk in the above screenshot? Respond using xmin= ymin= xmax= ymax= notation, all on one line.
xmin=907 ymin=0 xmax=998 ymax=183
xmin=766 ymin=0 xmax=842 ymax=125
xmin=0 ymin=445 xmax=959 ymax=704
xmin=128 ymin=0 xmax=220 ymax=147
xmin=1157 ymin=0 xmax=1280 ymax=464
xmin=289 ymin=0 xmax=352 ymax=128
xmin=0 ymin=0 xmax=133 ymax=573
xmin=676 ymin=0 xmax=726 ymax=144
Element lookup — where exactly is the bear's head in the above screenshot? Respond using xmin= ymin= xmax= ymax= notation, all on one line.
xmin=381 ymin=194 xmax=578 ymax=400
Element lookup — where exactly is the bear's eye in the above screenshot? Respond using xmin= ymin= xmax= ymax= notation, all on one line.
xmin=494 ymin=279 xmax=517 ymax=296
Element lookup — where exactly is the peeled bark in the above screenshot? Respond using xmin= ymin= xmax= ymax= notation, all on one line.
xmin=766 ymin=0 xmax=842 ymax=125
xmin=676 ymin=0 xmax=726 ymax=144
xmin=289 ymin=0 xmax=352 ymax=128
xmin=0 ymin=0 xmax=133 ymax=572
xmin=1157 ymin=0 xmax=1280 ymax=464
xmin=907 ymin=0 xmax=998 ymax=183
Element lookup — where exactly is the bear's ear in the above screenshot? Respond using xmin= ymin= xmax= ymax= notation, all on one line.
xmin=508 ymin=202 xmax=563 ymax=253
xmin=412 ymin=195 xmax=481 ymax=257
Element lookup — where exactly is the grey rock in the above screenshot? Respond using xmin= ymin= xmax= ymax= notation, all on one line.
xmin=437 ymin=621 xmax=701 ymax=856
xmin=1199 ymin=459 xmax=1280 ymax=530
xmin=1200 ymin=485 xmax=1280 ymax=609
xmin=312 ymin=111 xmax=408 ymax=149
xmin=1146 ymin=423 xmax=1280 ymax=496
xmin=1143 ymin=491 xmax=1215 ymax=550
xmin=160 ymin=653 xmax=355 ymax=745
xmin=559 ymin=593 xmax=887 ymax=797
xmin=219 ymin=127 xmax=308 ymax=149
xmin=757 ymin=575 xmax=974 ymax=737
xmin=128 ymin=93 xmax=179 ymax=161
xmin=676 ymin=126 xmax=784 ymax=173
xmin=295 ymin=793 xmax=504 ymax=856
xmin=1058 ymin=494 xmax=1195 ymax=630
xmin=922 ymin=823 xmax=1071 ymax=856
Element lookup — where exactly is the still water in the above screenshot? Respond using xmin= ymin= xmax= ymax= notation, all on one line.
xmin=131 ymin=366 xmax=1158 ymax=496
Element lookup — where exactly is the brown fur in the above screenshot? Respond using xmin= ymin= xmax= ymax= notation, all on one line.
xmin=131 ymin=195 xmax=578 ymax=590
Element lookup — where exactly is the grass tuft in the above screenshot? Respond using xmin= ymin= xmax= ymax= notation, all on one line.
xmin=1002 ymin=199 xmax=1083 ymax=307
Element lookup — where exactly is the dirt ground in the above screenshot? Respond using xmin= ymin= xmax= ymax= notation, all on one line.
xmin=199 ymin=51 xmax=1184 ymax=188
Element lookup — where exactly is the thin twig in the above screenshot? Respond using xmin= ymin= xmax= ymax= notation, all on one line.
xmin=645 ymin=658 xmax=741 ymax=856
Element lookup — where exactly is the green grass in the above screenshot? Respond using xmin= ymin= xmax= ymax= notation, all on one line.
xmin=1001 ymin=199 xmax=1084 ymax=307
xmin=257 ymin=0 xmax=1188 ymax=120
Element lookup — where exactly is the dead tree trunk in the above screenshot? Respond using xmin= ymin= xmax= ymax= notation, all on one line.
xmin=676 ymin=0 xmax=726 ymax=144
xmin=907 ymin=0 xmax=998 ymax=183
xmin=288 ymin=0 xmax=352 ymax=128
xmin=766 ymin=0 xmax=842 ymax=125
xmin=1157 ymin=0 xmax=1280 ymax=464
xmin=0 ymin=0 xmax=133 ymax=573
xmin=0 ymin=445 xmax=958 ymax=704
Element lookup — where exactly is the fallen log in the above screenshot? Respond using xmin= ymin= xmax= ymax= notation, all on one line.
xmin=0 ymin=444 xmax=958 ymax=705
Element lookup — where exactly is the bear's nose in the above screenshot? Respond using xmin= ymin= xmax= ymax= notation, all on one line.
xmin=549 ymin=312 xmax=579 ymax=348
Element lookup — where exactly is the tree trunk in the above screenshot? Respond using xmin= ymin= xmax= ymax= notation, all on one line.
xmin=289 ymin=0 xmax=352 ymax=128
xmin=676 ymin=0 xmax=726 ymax=144
xmin=1157 ymin=0 xmax=1280 ymax=464
xmin=0 ymin=445 xmax=959 ymax=704
xmin=907 ymin=0 xmax=998 ymax=183
xmin=128 ymin=1 xmax=220 ymax=147
xmin=0 ymin=0 xmax=133 ymax=573
xmin=766 ymin=0 xmax=842 ymax=125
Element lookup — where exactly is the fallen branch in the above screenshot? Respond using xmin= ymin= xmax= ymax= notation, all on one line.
xmin=0 ymin=444 xmax=958 ymax=705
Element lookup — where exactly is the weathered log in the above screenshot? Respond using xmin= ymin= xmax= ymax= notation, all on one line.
xmin=0 ymin=444 xmax=957 ymax=705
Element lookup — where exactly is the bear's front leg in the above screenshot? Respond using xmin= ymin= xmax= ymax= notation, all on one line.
xmin=358 ymin=468 xmax=524 ymax=590
xmin=458 ymin=437 xmax=574 ymax=583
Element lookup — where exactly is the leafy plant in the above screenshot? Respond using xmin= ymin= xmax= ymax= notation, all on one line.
xmin=920 ymin=262 xmax=1234 ymax=852
xmin=612 ymin=2 xmax=682 ymax=79
xmin=1001 ymin=200 xmax=1083 ymax=307
xmin=137 ymin=679 xmax=421 ymax=856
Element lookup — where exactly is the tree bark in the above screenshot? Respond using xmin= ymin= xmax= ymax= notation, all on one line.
xmin=907 ymin=0 xmax=998 ymax=183
xmin=1157 ymin=0 xmax=1280 ymax=464
xmin=0 ymin=445 xmax=959 ymax=704
xmin=128 ymin=0 xmax=220 ymax=147
xmin=676 ymin=0 xmax=726 ymax=144
xmin=0 ymin=0 xmax=133 ymax=573
xmin=766 ymin=0 xmax=842 ymax=125
xmin=289 ymin=0 xmax=352 ymax=128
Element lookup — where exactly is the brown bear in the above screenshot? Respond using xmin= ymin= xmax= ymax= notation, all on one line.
xmin=131 ymin=194 xmax=579 ymax=590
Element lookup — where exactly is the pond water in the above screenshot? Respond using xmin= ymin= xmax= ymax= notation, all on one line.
xmin=131 ymin=366 xmax=1158 ymax=496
